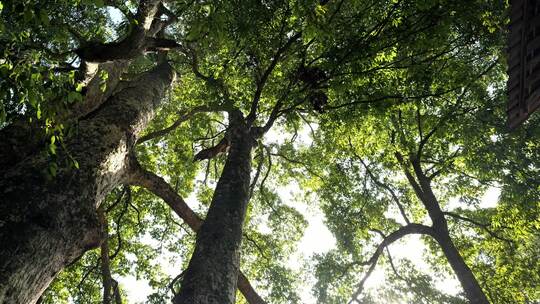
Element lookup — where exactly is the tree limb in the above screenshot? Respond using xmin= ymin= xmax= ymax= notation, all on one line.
xmin=246 ymin=32 xmax=301 ymax=125
xmin=443 ymin=211 xmax=514 ymax=245
xmin=348 ymin=224 xmax=433 ymax=303
xmin=137 ymin=106 xmax=220 ymax=144
xmin=348 ymin=138 xmax=410 ymax=224
xmin=97 ymin=207 xmax=113 ymax=304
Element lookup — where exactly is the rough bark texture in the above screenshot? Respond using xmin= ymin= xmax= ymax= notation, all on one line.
xmin=75 ymin=0 xmax=162 ymax=63
xmin=0 ymin=61 xmax=129 ymax=172
xmin=0 ymin=62 xmax=174 ymax=304
xmin=128 ymin=159 xmax=267 ymax=304
xmin=173 ymin=112 xmax=254 ymax=304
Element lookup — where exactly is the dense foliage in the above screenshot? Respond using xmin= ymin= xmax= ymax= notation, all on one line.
xmin=1 ymin=0 xmax=539 ymax=303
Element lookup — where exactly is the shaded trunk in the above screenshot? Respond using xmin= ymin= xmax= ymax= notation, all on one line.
xmin=174 ymin=112 xmax=253 ymax=304
xmin=127 ymin=159 xmax=268 ymax=304
xmin=432 ymin=228 xmax=489 ymax=304
xmin=404 ymin=156 xmax=490 ymax=304
xmin=0 ymin=63 xmax=174 ymax=304
xmin=98 ymin=208 xmax=113 ymax=304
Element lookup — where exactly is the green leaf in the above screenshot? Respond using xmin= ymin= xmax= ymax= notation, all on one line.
xmin=23 ymin=9 xmax=34 ymax=23
xmin=39 ymin=10 xmax=50 ymax=26
xmin=67 ymin=91 xmax=82 ymax=103
xmin=48 ymin=162 xmax=58 ymax=177
xmin=49 ymin=142 xmax=56 ymax=155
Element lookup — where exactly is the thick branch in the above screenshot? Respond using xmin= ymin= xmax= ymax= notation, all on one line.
xmin=394 ymin=152 xmax=425 ymax=201
xmin=193 ymin=136 xmax=230 ymax=161
xmin=76 ymin=0 xmax=176 ymax=63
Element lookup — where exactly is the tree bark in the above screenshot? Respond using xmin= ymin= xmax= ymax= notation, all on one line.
xmin=400 ymin=155 xmax=490 ymax=304
xmin=432 ymin=227 xmax=489 ymax=304
xmin=98 ymin=208 xmax=113 ymax=304
xmin=173 ymin=111 xmax=254 ymax=304
xmin=127 ymin=157 xmax=267 ymax=304
xmin=0 ymin=62 xmax=174 ymax=304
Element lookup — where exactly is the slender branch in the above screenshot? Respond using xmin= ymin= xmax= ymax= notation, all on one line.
xmin=110 ymin=187 xmax=130 ymax=260
xmin=348 ymin=138 xmax=410 ymax=224
xmin=416 ymin=59 xmax=498 ymax=158
xmin=169 ymin=271 xmax=184 ymax=295
xmin=443 ymin=211 xmax=514 ymax=245
xmin=246 ymin=32 xmax=302 ymax=125
xmin=137 ymin=106 xmax=222 ymax=144
xmin=177 ymin=45 xmax=236 ymax=111
xmin=385 ymin=247 xmax=405 ymax=282
xmin=270 ymin=152 xmax=322 ymax=179
xmin=384 ymin=247 xmax=432 ymax=303
xmin=249 ymin=146 xmax=265 ymax=200
xmin=348 ymin=223 xmax=433 ymax=303
xmin=258 ymin=79 xmax=297 ymax=135
xmin=180 ymin=44 xmax=212 ymax=82
xmin=416 ymin=106 xmax=423 ymax=143
xmin=259 ymin=145 xmax=273 ymax=194
xmin=426 ymin=148 xmax=462 ymax=181
xmin=105 ymin=188 xmax=126 ymax=213
xmin=97 ymin=207 xmax=113 ymax=304
xmin=326 ymin=88 xmax=457 ymax=110
xmin=417 ymin=106 xmax=475 ymax=159
xmin=244 ymin=233 xmax=271 ymax=263
xmin=394 ymin=152 xmax=425 ymax=202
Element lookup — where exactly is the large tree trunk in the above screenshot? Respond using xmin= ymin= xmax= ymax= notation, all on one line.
xmin=173 ymin=111 xmax=254 ymax=304
xmin=432 ymin=227 xmax=489 ymax=304
xmin=403 ymin=156 xmax=490 ymax=304
xmin=419 ymin=187 xmax=489 ymax=303
xmin=127 ymin=158 xmax=268 ymax=304
xmin=0 ymin=62 xmax=174 ymax=304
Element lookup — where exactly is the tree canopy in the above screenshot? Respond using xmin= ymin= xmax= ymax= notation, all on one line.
xmin=1 ymin=0 xmax=539 ymax=304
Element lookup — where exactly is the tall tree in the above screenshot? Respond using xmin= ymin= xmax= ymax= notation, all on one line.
xmin=0 ymin=0 xmax=177 ymax=302
xmin=305 ymin=11 xmax=539 ymax=302
xmin=3 ymin=1 xmax=536 ymax=304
